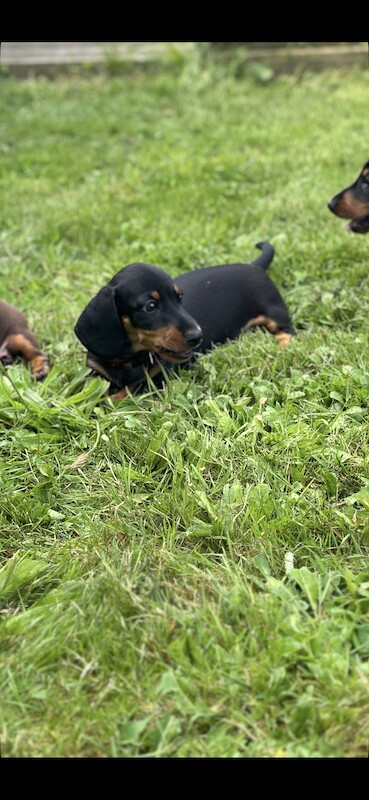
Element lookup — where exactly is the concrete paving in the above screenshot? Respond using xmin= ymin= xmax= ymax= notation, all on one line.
xmin=1 ymin=42 xmax=367 ymax=77
xmin=0 ymin=42 xmax=195 ymax=75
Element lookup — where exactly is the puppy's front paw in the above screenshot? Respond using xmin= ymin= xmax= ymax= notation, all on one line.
xmin=31 ymin=355 xmax=50 ymax=381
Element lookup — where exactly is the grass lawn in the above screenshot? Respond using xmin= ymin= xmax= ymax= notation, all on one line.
xmin=1 ymin=51 xmax=369 ymax=758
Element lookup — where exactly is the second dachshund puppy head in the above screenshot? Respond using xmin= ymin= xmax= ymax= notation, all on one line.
xmin=75 ymin=262 xmax=203 ymax=364
xmin=328 ymin=159 xmax=369 ymax=233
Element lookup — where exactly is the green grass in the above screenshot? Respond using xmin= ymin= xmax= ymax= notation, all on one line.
xmin=1 ymin=55 xmax=369 ymax=758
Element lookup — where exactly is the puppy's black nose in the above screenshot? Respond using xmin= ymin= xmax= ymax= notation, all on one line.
xmin=185 ymin=328 xmax=203 ymax=349
xmin=327 ymin=200 xmax=335 ymax=212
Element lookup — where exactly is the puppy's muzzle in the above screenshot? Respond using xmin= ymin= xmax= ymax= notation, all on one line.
xmin=185 ymin=326 xmax=203 ymax=350
xmin=327 ymin=199 xmax=338 ymax=213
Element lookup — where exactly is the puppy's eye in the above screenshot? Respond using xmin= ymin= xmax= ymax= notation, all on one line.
xmin=177 ymin=292 xmax=184 ymax=302
xmin=145 ymin=300 xmax=158 ymax=312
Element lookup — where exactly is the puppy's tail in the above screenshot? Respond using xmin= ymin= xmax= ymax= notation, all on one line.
xmin=253 ymin=241 xmax=275 ymax=270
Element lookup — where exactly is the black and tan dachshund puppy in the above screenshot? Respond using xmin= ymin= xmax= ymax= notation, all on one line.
xmin=0 ymin=300 xmax=49 ymax=380
xmin=75 ymin=242 xmax=295 ymax=400
xmin=328 ymin=159 xmax=369 ymax=234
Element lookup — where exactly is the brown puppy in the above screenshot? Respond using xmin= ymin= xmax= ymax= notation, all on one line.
xmin=0 ymin=300 xmax=49 ymax=380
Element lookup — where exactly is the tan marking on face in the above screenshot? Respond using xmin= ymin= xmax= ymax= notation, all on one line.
xmin=362 ymin=167 xmax=369 ymax=176
xmin=173 ymin=284 xmax=181 ymax=295
xmin=150 ymin=290 xmax=160 ymax=301
xmin=333 ymin=193 xmax=369 ymax=219
xmin=122 ymin=316 xmax=144 ymax=349
xmin=122 ymin=316 xmax=191 ymax=363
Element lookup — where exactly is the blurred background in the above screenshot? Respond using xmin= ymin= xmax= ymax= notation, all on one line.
xmin=1 ymin=41 xmax=367 ymax=78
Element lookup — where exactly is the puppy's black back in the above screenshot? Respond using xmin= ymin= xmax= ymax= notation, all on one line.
xmin=176 ymin=262 xmax=293 ymax=352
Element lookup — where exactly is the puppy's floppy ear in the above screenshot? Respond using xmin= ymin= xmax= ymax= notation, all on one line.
xmin=75 ymin=285 xmax=130 ymax=359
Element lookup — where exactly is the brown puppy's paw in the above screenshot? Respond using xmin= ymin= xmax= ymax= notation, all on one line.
xmin=31 ymin=355 xmax=50 ymax=381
